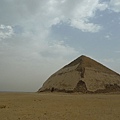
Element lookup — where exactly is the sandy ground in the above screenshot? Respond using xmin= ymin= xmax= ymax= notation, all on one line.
xmin=0 ymin=92 xmax=120 ymax=120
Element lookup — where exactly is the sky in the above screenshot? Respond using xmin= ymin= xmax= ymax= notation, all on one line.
xmin=0 ymin=0 xmax=120 ymax=92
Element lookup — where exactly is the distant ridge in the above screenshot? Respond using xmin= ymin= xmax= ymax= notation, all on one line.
xmin=38 ymin=55 xmax=120 ymax=93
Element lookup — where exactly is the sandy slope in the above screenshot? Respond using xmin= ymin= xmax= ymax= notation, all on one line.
xmin=0 ymin=92 xmax=120 ymax=120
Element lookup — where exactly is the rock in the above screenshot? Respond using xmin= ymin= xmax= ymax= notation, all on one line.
xmin=0 ymin=105 xmax=6 ymax=109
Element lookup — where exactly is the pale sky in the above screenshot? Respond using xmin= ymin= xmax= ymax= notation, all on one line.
xmin=0 ymin=0 xmax=120 ymax=92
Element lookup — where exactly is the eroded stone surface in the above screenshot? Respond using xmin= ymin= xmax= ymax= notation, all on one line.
xmin=38 ymin=55 xmax=120 ymax=93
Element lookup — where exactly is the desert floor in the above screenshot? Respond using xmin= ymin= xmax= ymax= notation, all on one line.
xmin=0 ymin=92 xmax=120 ymax=120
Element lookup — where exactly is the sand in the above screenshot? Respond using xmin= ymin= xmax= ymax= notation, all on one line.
xmin=0 ymin=92 xmax=120 ymax=120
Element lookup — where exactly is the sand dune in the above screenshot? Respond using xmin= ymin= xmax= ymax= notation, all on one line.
xmin=0 ymin=92 xmax=120 ymax=120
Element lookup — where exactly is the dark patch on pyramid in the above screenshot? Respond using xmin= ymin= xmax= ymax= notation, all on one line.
xmin=38 ymin=55 xmax=120 ymax=93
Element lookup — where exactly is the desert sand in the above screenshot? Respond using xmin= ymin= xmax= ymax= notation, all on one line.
xmin=0 ymin=92 xmax=120 ymax=120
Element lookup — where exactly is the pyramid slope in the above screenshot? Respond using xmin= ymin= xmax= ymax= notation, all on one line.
xmin=38 ymin=55 xmax=120 ymax=93
xmin=64 ymin=55 xmax=118 ymax=74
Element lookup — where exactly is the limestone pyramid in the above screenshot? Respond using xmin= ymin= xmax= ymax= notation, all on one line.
xmin=38 ymin=55 xmax=120 ymax=93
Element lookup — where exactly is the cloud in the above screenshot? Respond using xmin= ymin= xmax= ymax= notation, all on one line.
xmin=0 ymin=0 xmax=108 ymax=61
xmin=0 ymin=0 xmax=107 ymax=34
xmin=70 ymin=19 xmax=101 ymax=32
xmin=0 ymin=24 xmax=14 ymax=40
xmin=101 ymin=58 xmax=114 ymax=63
xmin=40 ymin=40 xmax=78 ymax=58
xmin=63 ymin=0 xmax=107 ymax=32
xmin=105 ymin=34 xmax=112 ymax=40
xmin=115 ymin=51 xmax=120 ymax=53
xmin=45 ymin=0 xmax=105 ymax=32
xmin=0 ymin=0 xmax=119 ymax=35
xmin=109 ymin=0 xmax=120 ymax=12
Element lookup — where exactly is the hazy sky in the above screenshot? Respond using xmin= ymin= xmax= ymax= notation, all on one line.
xmin=0 ymin=0 xmax=120 ymax=92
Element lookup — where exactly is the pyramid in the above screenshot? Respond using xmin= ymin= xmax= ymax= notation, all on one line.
xmin=38 ymin=55 xmax=120 ymax=93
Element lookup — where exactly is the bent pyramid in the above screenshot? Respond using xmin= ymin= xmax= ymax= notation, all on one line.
xmin=38 ymin=55 xmax=120 ymax=93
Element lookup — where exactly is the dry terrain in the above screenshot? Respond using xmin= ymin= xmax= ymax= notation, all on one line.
xmin=0 ymin=92 xmax=120 ymax=120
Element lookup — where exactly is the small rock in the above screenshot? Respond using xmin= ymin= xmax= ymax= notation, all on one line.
xmin=0 ymin=105 xmax=6 ymax=109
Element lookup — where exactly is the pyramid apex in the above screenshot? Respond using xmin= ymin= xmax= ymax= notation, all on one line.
xmin=63 ymin=55 xmax=91 ymax=68
xmin=80 ymin=55 xmax=87 ymax=57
